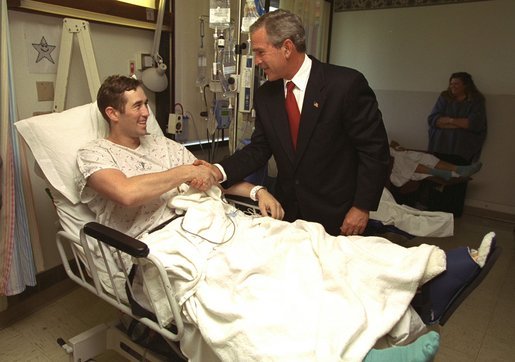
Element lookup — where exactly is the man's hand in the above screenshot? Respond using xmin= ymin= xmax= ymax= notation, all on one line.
xmin=256 ymin=188 xmax=285 ymax=220
xmin=340 ymin=206 xmax=369 ymax=236
xmin=188 ymin=164 xmax=218 ymax=191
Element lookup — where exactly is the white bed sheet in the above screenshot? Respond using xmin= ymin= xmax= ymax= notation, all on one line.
xmin=142 ymin=187 xmax=446 ymax=362
xmin=370 ymin=188 xmax=454 ymax=237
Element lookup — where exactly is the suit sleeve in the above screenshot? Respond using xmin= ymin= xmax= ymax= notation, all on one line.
xmin=219 ymin=103 xmax=273 ymax=188
xmin=342 ymin=73 xmax=390 ymax=211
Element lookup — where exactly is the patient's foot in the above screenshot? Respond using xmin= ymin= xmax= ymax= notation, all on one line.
xmin=429 ymin=168 xmax=453 ymax=180
xmin=364 ymin=331 xmax=440 ymax=362
xmin=456 ymin=162 xmax=482 ymax=178
xmin=413 ymin=232 xmax=497 ymax=325
xmin=470 ymin=231 xmax=496 ymax=267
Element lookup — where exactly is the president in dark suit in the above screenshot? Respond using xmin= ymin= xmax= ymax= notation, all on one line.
xmin=211 ymin=9 xmax=390 ymax=236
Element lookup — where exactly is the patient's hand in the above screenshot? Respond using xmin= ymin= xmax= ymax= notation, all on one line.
xmin=256 ymin=188 xmax=285 ymax=220
xmin=389 ymin=140 xmax=406 ymax=151
xmin=193 ymin=159 xmax=223 ymax=182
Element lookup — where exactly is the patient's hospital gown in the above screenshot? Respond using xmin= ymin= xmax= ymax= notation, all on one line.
xmin=77 ymin=135 xmax=197 ymax=238
xmin=141 ymin=188 xmax=447 ymax=362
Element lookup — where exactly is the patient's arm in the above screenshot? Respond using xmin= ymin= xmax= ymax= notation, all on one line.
xmin=224 ymin=182 xmax=285 ymax=220
xmin=87 ymin=164 xmax=217 ymax=207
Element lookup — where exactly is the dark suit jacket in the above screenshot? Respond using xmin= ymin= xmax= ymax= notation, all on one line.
xmin=220 ymin=57 xmax=390 ymax=235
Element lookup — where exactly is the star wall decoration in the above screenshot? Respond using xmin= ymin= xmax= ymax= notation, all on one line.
xmin=32 ymin=36 xmax=56 ymax=64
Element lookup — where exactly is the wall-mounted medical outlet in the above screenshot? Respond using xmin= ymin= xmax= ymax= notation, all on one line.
xmin=129 ymin=60 xmax=136 ymax=76
xmin=167 ymin=113 xmax=183 ymax=135
xmin=136 ymin=53 xmax=153 ymax=70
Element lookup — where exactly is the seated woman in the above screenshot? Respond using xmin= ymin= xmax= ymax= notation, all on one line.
xmin=389 ymin=141 xmax=482 ymax=187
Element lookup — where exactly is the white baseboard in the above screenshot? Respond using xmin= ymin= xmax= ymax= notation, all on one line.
xmin=464 ymin=199 xmax=515 ymax=224
xmin=465 ymin=199 xmax=515 ymax=215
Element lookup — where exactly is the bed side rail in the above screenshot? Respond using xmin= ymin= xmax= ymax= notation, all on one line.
xmin=56 ymin=223 xmax=184 ymax=343
xmin=225 ymin=194 xmax=260 ymax=215
xmin=83 ymin=222 xmax=149 ymax=257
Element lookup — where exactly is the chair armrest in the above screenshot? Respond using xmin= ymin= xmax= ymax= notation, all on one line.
xmin=83 ymin=222 xmax=149 ymax=258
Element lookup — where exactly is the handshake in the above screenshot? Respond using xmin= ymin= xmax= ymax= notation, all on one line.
xmin=186 ymin=159 xmax=285 ymax=220
xmin=187 ymin=159 xmax=223 ymax=191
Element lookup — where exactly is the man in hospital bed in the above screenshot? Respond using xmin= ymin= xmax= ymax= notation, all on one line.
xmin=76 ymin=75 xmax=494 ymax=362
xmin=389 ymin=140 xmax=482 ymax=188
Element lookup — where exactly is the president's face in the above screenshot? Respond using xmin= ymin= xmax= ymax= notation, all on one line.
xmin=251 ymin=27 xmax=288 ymax=81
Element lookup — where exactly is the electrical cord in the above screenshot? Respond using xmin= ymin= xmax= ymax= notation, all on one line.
xmin=179 ymin=212 xmax=236 ymax=245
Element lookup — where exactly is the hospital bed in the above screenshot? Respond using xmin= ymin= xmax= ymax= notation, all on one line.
xmin=15 ymin=102 xmax=501 ymax=361
xmin=385 ymin=142 xmax=473 ymax=213
xmin=16 ymin=102 xmax=194 ymax=361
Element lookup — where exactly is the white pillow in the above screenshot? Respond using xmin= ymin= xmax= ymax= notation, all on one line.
xmin=15 ymin=101 xmax=163 ymax=236
xmin=16 ymin=102 xmax=106 ymax=204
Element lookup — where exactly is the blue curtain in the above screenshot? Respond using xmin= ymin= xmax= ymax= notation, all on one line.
xmin=1 ymin=0 xmax=37 ymax=296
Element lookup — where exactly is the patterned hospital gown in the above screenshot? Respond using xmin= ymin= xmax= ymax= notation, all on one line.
xmin=77 ymin=135 xmax=197 ymax=238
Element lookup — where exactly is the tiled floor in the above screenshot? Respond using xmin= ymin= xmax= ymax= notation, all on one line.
xmin=0 ymin=284 xmax=125 ymax=361
xmin=417 ymin=215 xmax=515 ymax=362
xmin=0 ymin=214 xmax=513 ymax=361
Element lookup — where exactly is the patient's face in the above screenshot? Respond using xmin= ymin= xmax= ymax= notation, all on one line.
xmin=118 ymin=87 xmax=150 ymax=138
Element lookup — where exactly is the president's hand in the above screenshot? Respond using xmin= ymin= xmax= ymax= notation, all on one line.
xmin=340 ymin=207 xmax=369 ymax=236
xmin=256 ymin=188 xmax=285 ymax=220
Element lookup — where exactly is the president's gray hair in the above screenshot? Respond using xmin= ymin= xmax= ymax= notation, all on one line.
xmin=250 ymin=9 xmax=306 ymax=53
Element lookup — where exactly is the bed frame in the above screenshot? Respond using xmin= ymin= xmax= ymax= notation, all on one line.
xmin=55 ymin=196 xmax=257 ymax=361
xmin=55 ymin=221 xmax=186 ymax=361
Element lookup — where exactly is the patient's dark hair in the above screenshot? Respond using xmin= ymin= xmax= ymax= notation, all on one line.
xmin=97 ymin=75 xmax=142 ymax=123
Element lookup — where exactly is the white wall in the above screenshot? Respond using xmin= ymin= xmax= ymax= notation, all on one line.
xmin=174 ymin=0 xmax=211 ymax=141
xmin=330 ymin=0 xmax=515 ymax=215
xmin=10 ymin=10 xmax=154 ymax=270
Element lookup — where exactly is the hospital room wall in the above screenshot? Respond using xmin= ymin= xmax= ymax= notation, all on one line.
xmin=9 ymin=9 xmax=155 ymax=271
xmin=329 ymin=0 xmax=515 ymax=218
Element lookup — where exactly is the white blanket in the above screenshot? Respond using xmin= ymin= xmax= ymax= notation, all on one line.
xmin=370 ymin=188 xmax=454 ymax=237
xmin=141 ymin=188 xmax=445 ymax=362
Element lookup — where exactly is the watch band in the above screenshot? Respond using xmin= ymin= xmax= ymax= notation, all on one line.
xmin=250 ymin=185 xmax=266 ymax=201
